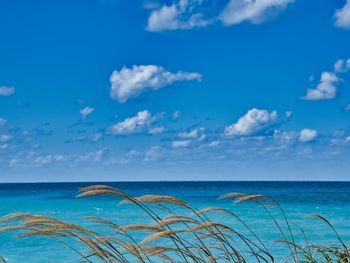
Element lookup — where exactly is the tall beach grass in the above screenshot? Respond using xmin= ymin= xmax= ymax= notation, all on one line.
xmin=0 ymin=184 xmax=349 ymax=262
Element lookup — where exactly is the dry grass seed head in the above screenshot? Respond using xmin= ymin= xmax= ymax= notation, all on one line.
xmin=122 ymin=243 xmax=144 ymax=260
xmin=141 ymin=245 xmax=179 ymax=255
xmin=141 ymin=229 xmax=187 ymax=245
xmin=18 ymin=229 xmax=68 ymax=238
xmin=79 ymin=185 xmax=117 ymax=192
xmin=190 ymin=222 xmax=235 ymax=233
xmin=133 ymin=195 xmax=190 ymax=208
xmin=119 ymin=224 xmax=162 ymax=232
xmin=164 ymin=215 xmax=200 ymax=223
xmin=218 ymin=193 xmax=246 ymax=200
xmin=79 ymin=236 xmax=112 ymax=261
xmin=155 ymin=218 xmax=198 ymax=228
xmin=77 ymin=189 xmax=124 ymax=198
xmin=234 ymin=194 xmax=265 ymax=203
xmin=0 ymin=226 xmax=27 ymax=233
xmin=0 ymin=213 xmax=37 ymax=223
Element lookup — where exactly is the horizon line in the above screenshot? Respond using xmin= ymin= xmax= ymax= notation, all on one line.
xmin=1 ymin=180 xmax=350 ymax=184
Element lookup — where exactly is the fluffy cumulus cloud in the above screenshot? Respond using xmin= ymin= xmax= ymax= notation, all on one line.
xmin=224 ymin=108 xmax=278 ymax=136
xmin=146 ymin=0 xmax=210 ymax=32
xmin=303 ymin=57 xmax=350 ymax=101
xmin=80 ymin=106 xmax=94 ymax=119
xmin=334 ymin=58 xmax=350 ymax=73
xmin=109 ymin=110 xmax=163 ymax=135
xmin=173 ymin=127 xmax=206 ymax=148
xmin=177 ymin=127 xmax=204 ymax=139
xmin=145 ymin=0 xmax=294 ymax=32
xmin=219 ymin=0 xmax=294 ymax=25
xmin=299 ymin=128 xmax=318 ymax=142
xmin=302 ymin=72 xmax=340 ymax=100
xmin=335 ymin=0 xmax=350 ymax=29
xmin=0 ymin=86 xmax=15 ymax=96
xmin=110 ymin=65 xmax=202 ymax=103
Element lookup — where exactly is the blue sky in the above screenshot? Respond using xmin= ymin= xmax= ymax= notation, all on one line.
xmin=1 ymin=0 xmax=350 ymax=182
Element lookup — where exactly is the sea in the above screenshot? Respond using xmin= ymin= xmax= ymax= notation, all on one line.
xmin=0 ymin=181 xmax=349 ymax=262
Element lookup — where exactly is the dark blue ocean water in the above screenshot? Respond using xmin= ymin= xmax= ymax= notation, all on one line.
xmin=0 ymin=181 xmax=349 ymax=262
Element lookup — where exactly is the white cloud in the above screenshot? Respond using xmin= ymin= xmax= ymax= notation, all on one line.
xmin=224 ymin=108 xmax=278 ymax=136
xmin=177 ymin=127 xmax=204 ymax=139
xmin=80 ymin=106 xmax=94 ymax=119
xmin=303 ymin=57 xmax=350 ymax=101
xmin=149 ymin=126 xmax=166 ymax=134
xmin=0 ymin=118 xmax=6 ymax=126
xmin=334 ymin=59 xmax=345 ymax=73
xmin=146 ymin=0 xmax=295 ymax=32
xmin=0 ymin=134 xmax=12 ymax=142
xmin=109 ymin=110 xmax=162 ymax=135
xmin=273 ymin=130 xmax=298 ymax=144
xmin=110 ymin=65 xmax=202 ymax=103
xmin=145 ymin=146 xmax=163 ymax=161
xmin=335 ymin=0 xmax=350 ymax=29
xmin=0 ymin=86 xmax=15 ymax=96
xmin=299 ymin=128 xmax=318 ymax=142
xmin=34 ymin=154 xmax=69 ymax=165
xmin=334 ymin=58 xmax=350 ymax=72
xmin=171 ymin=127 xmax=206 ymax=148
xmin=78 ymin=148 xmax=107 ymax=162
xmin=146 ymin=0 xmax=211 ymax=32
xmin=198 ymin=134 xmax=206 ymax=141
xmin=219 ymin=0 xmax=294 ymax=26
xmin=285 ymin=111 xmax=293 ymax=118
xmin=73 ymin=132 xmax=103 ymax=143
xmin=172 ymin=110 xmax=181 ymax=120
xmin=91 ymin=132 xmax=103 ymax=142
xmin=302 ymin=72 xmax=340 ymax=100
xmin=172 ymin=140 xmax=191 ymax=148
xmin=209 ymin=140 xmax=220 ymax=147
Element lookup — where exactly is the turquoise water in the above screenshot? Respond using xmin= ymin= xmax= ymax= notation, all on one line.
xmin=0 ymin=181 xmax=349 ymax=262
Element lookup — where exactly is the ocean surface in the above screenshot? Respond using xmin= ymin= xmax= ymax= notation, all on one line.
xmin=0 ymin=181 xmax=349 ymax=262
